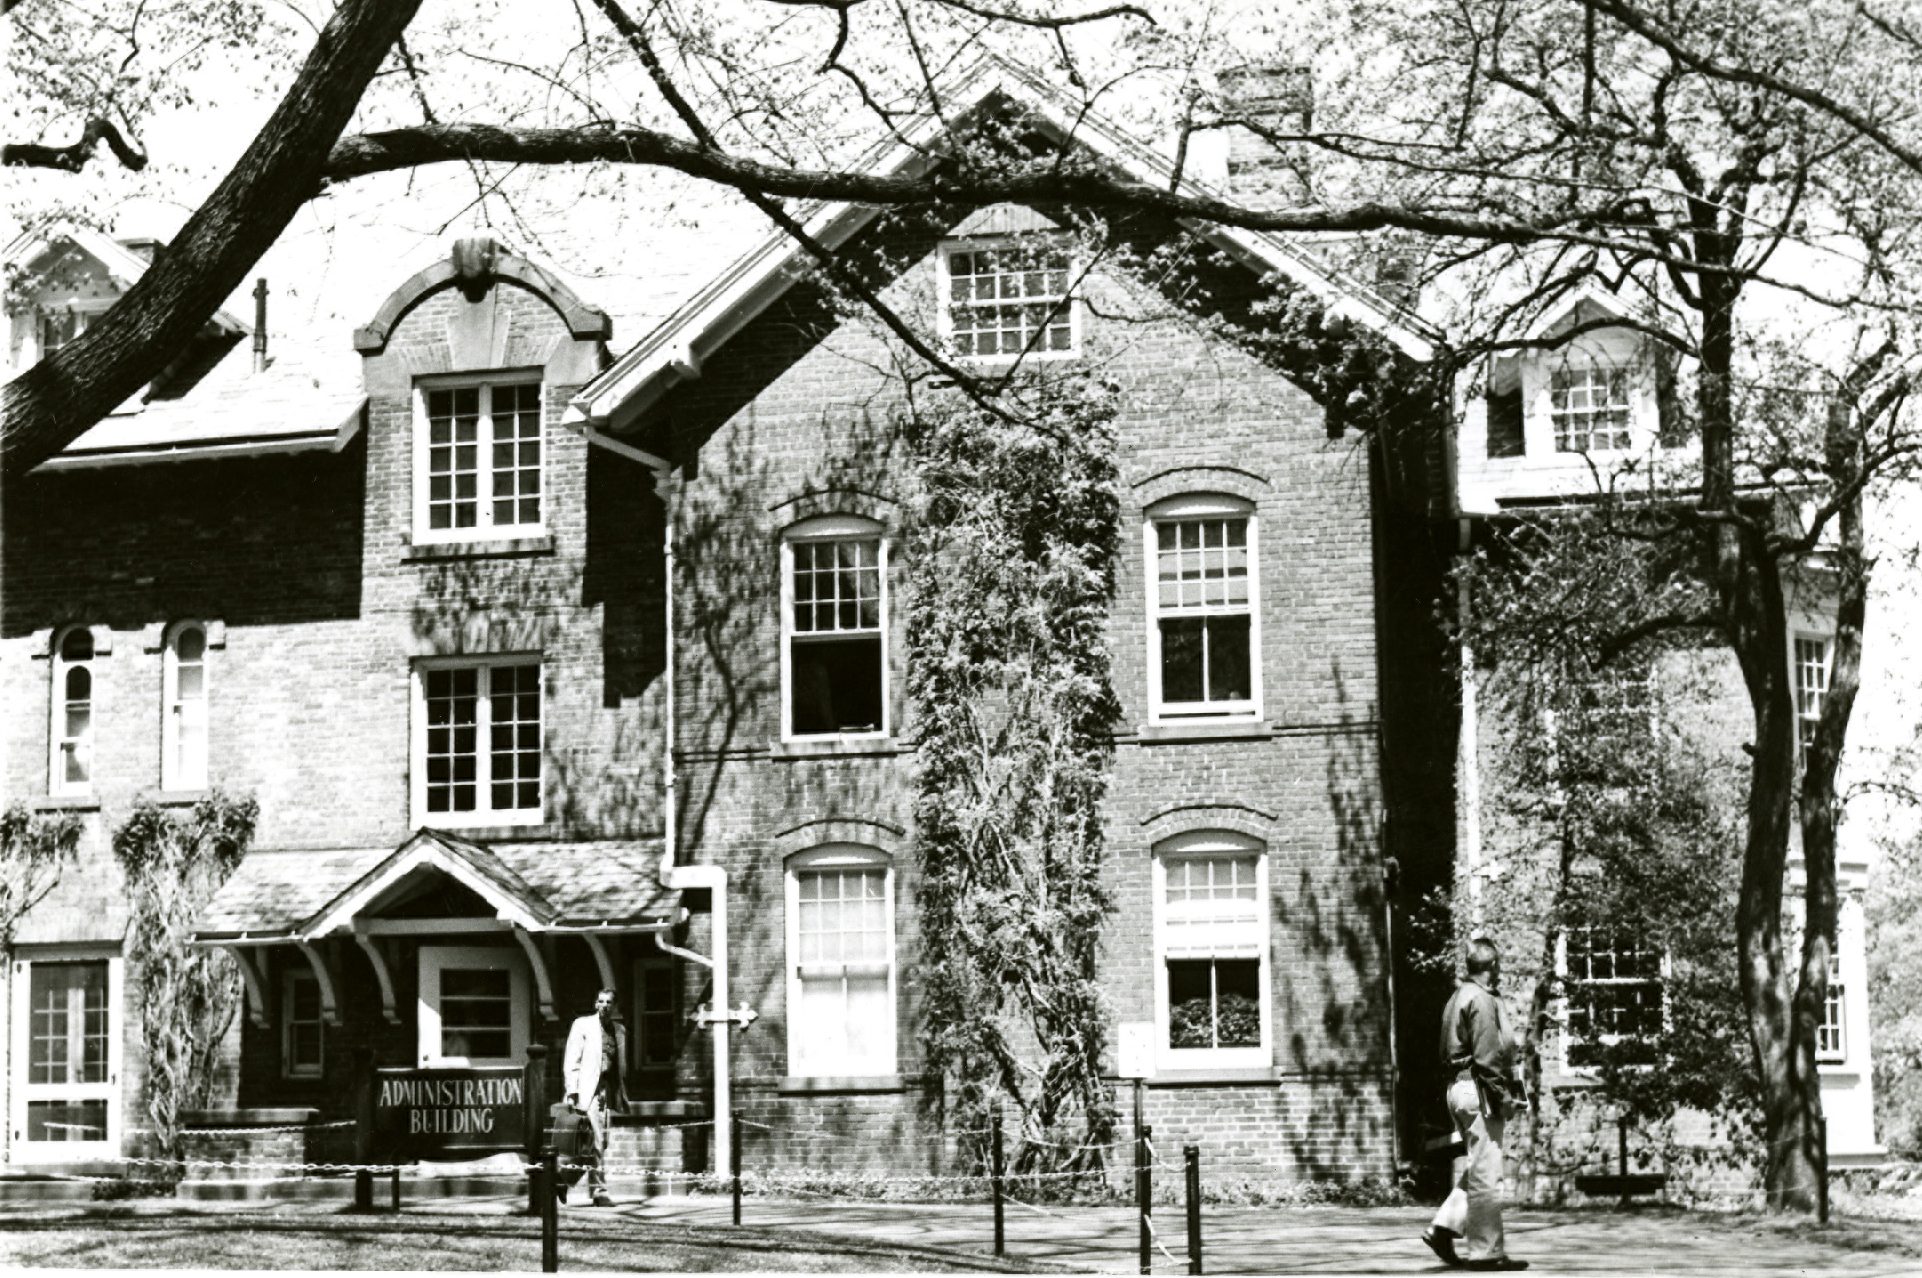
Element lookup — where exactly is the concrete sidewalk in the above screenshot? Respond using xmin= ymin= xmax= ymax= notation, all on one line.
xmin=587 ymin=1193 xmax=1922 ymax=1275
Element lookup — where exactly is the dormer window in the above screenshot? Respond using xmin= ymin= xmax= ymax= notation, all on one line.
xmin=1549 ymin=365 xmax=1633 ymax=454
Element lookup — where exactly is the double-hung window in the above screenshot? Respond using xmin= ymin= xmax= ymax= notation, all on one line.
xmin=782 ymin=517 xmax=887 ymax=739
xmin=1795 ymin=636 xmax=1832 ymax=760
xmin=786 ymin=847 xmax=896 ymax=1077
xmin=632 ymin=956 xmax=679 ymax=1075
xmin=163 ymin=622 xmax=209 ymax=790
xmin=414 ymin=658 xmax=542 ymax=826
xmin=1561 ymin=927 xmax=1665 ymax=1069
xmin=415 ymin=378 xmax=544 ymax=541
xmin=50 ymin=628 xmax=96 ymax=795
xmin=1147 ymin=496 xmax=1259 ymax=720
xmin=1154 ymin=833 xmax=1270 ymax=1068
xmin=1818 ymin=952 xmax=1846 ymax=1063
xmin=282 ymin=967 xmax=325 ymax=1080
xmin=940 ymin=238 xmax=1078 ymax=360
xmin=1549 ymin=365 xmax=1633 ymax=454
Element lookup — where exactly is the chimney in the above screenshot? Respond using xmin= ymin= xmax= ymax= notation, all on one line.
xmin=1214 ymin=63 xmax=1314 ymax=209
xmin=118 ymin=236 xmax=166 ymax=264
xmin=253 ymin=278 xmax=269 ymax=373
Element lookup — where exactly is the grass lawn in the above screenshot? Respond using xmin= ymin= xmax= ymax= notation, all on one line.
xmin=0 ymin=1204 xmax=1032 ymax=1272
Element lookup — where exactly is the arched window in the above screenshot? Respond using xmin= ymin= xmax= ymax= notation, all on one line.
xmin=163 ymin=622 xmax=209 ymax=790
xmin=785 ymin=845 xmax=896 ymax=1077
xmin=1153 ymin=830 xmax=1271 ymax=1068
xmin=781 ymin=515 xmax=888 ymax=739
xmin=51 ymin=628 xmax=95 ymax=795
xmin=1145 ymin=494 xmax=1260 ymax=721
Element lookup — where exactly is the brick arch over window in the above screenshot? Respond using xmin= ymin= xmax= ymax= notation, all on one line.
xmin=1130 ymin=465 xmax=1271 ymax=509
xmin=768 ymin=487 xmax=900 ymax=529
xmin=352 ymin=237 xmax=612 ymax=357
xmin=771 ymin=816 xmax=905 ymax=862
xmin=1139 ymin=803 xmax=1279 ymax=848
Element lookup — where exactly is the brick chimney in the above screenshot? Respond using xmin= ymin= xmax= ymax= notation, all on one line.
xmin=1214 ymin=63 xmax=1314 ymax=209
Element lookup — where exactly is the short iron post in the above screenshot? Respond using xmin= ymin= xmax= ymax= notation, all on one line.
xmin=524 ymin=1043 xmax=550 ymax=1217
xmin=1818 ymin=1117 xmax=1830 ymax=1225
xmin=1618 ymin=1114 xmax=1631 ymax=1207
xmin=991 ymin=1109 xmax=1007 ymax=1257
xmin=1138 ymin=1122 xmax=1153 ymax=1275
xmin=1184 ymin=1145 xmax=1202 ymax=1275
xmin=391 ymin=1165 xmax=401 ymax=1213
xmin=731 ymin=1109 xmax=743 ymax=1226
xmin=540 ymin=1150 xmax=559 ymax=1273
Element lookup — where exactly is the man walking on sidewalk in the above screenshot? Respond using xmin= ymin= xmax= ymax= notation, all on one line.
xmin=1423 ymin=937 xmax=1528 ymax=1271
xmin=562 ymin=987 xmax=629 ymax=1207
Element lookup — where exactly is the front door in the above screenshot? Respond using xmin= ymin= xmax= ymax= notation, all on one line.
xmin=10 ymin=954 xmax=121 ymax=1162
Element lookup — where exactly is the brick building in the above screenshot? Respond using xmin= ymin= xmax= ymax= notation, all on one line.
xmin=0 ymin=64 xmax=1453 ymax=1185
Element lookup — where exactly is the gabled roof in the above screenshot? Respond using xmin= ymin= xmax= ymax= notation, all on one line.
xmin=195 ymin=829 xmax=678 ymax=941
xmin=569 ymin=56 xmax=1437 ymax=433
xmin=4 ymin=224 xmax=249 ymax=335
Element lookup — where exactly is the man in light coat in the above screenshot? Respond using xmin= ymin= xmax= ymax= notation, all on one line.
xmin=562 ymin=988 xmax=629 ymax=1207
xmin=1423 ymin=937 xmax=1528 ymax=1271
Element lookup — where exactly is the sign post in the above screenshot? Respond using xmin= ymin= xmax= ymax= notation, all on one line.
xmin=1117 ymin=1022 xmax=1154 ymax=1277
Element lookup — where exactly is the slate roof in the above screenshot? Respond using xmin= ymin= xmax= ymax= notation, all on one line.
xmin=196 ymin=831 xmax=676 ymax=940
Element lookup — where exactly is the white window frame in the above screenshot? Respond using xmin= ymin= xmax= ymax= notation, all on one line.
xmin=10 ymin=949 xmax=123 ymax=1163
xmin=1817 ymin=951 xmax=1846 ymax=1063
xmin=416 ymin=945 xmax=531 ymax=1068
xmin=50 ymin=626 xmax=97 ymax=797
xmin=1556 ymin=927 xmax=1669 ymax=1075
xmin=1547 ymin=362 xmax=1635 ymax=455
xmin=410 ymin=655 xmax=544 ymax=828
xmin=1152 ymin=832 xmax=1272 ymax=1072
xmin=936 ymin=236 xmax=1081 ymax=363
xmin=1145 ymin=495 xmax=1262 ymax=723
xmin=1794 ymin=634 xmax=1832 ymax=762
xmin=784 ymin=846 xmax=898 ymax=1078
xmin=162 ymin=620 xmax=210 ymax=791
xmin=780 ymin=516 xmax=890 ymax=742
xmin=411 ymin=373 xmax=547 ymax=544
xmin=280 ymin=965 xmax=325 ymax=1080
xmin=630 ymin=954 xmax=679 ymax=1076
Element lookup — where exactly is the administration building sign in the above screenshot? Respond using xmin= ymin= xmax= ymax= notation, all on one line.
xmin=373 ymin=1067 xmax=526 ymax=1157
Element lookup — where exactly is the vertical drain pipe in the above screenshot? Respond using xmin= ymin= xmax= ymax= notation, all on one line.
xmin=1456 ymin=517 xmax=1485 ymax=932
xmin=252 ymin=279 xmax=269 ymax=373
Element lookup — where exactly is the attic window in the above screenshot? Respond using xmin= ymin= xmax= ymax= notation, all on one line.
xmin=39 ymin=310 xmax=85 ymax=359
xmin=940 ymin=239 xmax=1078 ymax=360
xmin=1550 ymin=365 xmax=1633 ymax=454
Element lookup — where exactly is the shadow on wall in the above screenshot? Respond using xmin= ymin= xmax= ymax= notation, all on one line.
xmin=1 ymin=439 xmax=368 ymax=638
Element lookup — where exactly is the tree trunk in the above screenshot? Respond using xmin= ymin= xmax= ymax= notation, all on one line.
xmin=0 ymin=0 xmax=423 ymax=479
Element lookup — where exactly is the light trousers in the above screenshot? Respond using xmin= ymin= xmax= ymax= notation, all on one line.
xmin=1431 ymin=1077 xmax=1507 ymax=1262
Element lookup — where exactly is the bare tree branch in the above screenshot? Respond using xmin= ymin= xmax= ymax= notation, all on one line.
xmin=3 ymin=116 xmax=148 ymax=172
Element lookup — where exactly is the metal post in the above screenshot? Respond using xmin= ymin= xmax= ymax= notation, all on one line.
xmin=353 ymin=1046 xmax=375 ymax=1211
xmin=1133 ymin=1080 xmax=1148 ymax=1277
xmin=541 ymin=1150 xmax=559 ymax=1273
xmin=1184 ymin=1145 xmax=1201 ymax=1275
xmin=1818 ymin=1117 xmax=1830 ymax=1225
xmin=391 ymin=1165 xmax=401 ymax=1213
xmin=991 ymin=1110 xmax=1007 ymax=1257
xmin=525 ymin=1044 xmax=550 ymax=1217
xmin=731 ymin=1109 xmax=743 ymax=1226
xmin=1138 ymin=1122 xmax=1153 ymax=1275
xmin=1618 ymin=1114 xmax=1631 ymax=1207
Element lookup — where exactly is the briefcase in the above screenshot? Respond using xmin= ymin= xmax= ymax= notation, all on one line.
xmin=547 ymin=1102 xmax=594 ymax=1157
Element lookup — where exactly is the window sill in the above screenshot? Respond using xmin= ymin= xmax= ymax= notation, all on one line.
xmin=416 ymin=820 xmax=556 ymax=841
xmin=403 ymin=534 xmax=555 ymax=562
xmin=139 ymin=788 xmax=208 ymax=808
xmin=768 ymin=737 xmax=903 ymax=760
xmin=1140 ymin=1067 xmax=1279 ymax=1087
xmin=31 ymin=794 xmax=100 ymax=813
xmin=1128 ymin=721 xmax=1273 ymax=745
xmin=776 ymin=1075 xmax=908 ymax=1095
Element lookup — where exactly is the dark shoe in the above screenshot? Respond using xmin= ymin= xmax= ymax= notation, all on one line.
xmin=591 ymin=1193 xmax=615 ymax=1208
xmin=1463 ymin=1259 xmax=1527 ymax=1272
xmin=1422 ymin=1227 xmax=1463 ymax=1267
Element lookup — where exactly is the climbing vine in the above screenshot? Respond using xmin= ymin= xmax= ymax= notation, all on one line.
xmin=0 ymin=804 xmax=82 ymax=948
xmin=113 ymin=792 xmax=257 ymax=1165
xmin=904 ymin=372 xmax=1124 ymax=1179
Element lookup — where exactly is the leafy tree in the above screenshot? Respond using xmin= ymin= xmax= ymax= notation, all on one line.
xmin=112 ymin=793 xmax=257 ymax=1166
xmin=904 ymin=371 xmax=1123 ymax=1177
xmin=0 ymin=804 xmax=82 ymax=947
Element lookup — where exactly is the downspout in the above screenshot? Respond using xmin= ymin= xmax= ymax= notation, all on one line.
xmin=637 ymin=458 xmax=736 ymax=1171
xmin=1456 ymin=517 xmax=1484 ymax=932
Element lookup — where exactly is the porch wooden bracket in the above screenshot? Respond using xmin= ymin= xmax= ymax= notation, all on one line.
xmin=224 ymin=946 xmax=270 ymax=1029
xmin=352 ymin=931 xmax=401 ymax=1025
xmin=582 ymin=934 xmax=616 ymax=993
xmin=513 ymin=927 xmax=556 ymax=1023
xmin=293 ymin=939 xmax=342 ymax=1027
